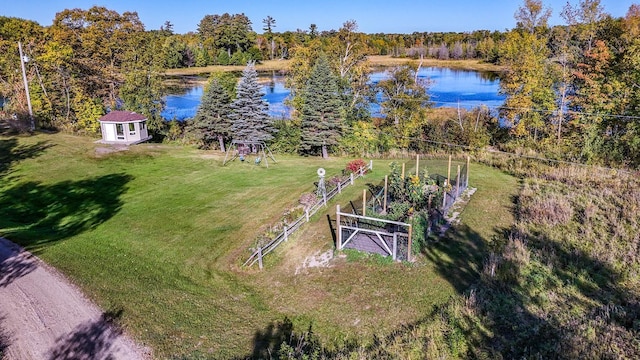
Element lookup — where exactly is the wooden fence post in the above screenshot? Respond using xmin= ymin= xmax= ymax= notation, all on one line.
xmin=350 ymin=173 xmax=354 ymax=185
xmin=466 ymin=156 xmax=470 ymax=188
xmin=383 ymin=175 xmax=388 ymax=213
xmin=456 ymin=165 xmax=461 ymax=197
xmin=284 ymin=225 xmax=288 ymax=242
xmin=407 ymin=225 xmax=412 ymax=262
xmin=416 ymin=154 xmax=420 ymax=176
xmin=443 ymin=180 xmax=447 ymax=209
xmin=401 ymin=163 xmax=405 ymax=178
xmin=258 ymin=247 xmax=263 ymax=270
xmin=338 ymin=180 xmax=342 ymax=194
xmin=369 ymin=159 xmax=373 ymax=170
xmin=392 ymin=233 xmax=398 ymax=261
xmin=447 ymin=155 xmax=452 ymax=185
xmin=336 ymin=205 xmax=342 ymax=250
xmin=362 ymin=189 xmax=366 ymax=216
xmin=305 ymin=209 xmax=310 ymax=222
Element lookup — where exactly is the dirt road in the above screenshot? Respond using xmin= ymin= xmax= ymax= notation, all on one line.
xmin=0 ymin=237 xmax=151 ymax=359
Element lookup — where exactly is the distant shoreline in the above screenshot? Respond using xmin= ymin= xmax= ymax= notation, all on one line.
xmin=163 ymin=55 xmax=504 ymax=77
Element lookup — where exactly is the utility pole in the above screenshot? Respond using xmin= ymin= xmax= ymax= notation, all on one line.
xmin=18 ymin=41 xmax=34 ymax=131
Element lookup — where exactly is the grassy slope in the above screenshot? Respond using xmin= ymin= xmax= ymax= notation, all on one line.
xmin=0 ymin=133 xmax=517 ymax=358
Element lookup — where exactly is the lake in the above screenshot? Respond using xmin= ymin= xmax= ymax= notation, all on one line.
xmin=161 ymin=67 xmax=505 ymax=121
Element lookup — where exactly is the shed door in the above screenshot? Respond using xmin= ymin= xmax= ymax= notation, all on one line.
xmin=104 ymin=123 xmax=116 ymax=141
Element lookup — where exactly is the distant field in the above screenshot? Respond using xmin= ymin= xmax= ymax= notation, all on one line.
xmin=164 ymin=55 xmax=504 ymax=76
xmin=0 ymin=133 xmax=517 ymax=358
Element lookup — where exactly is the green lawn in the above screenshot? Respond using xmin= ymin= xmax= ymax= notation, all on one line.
xmin=0 ymin=133 xmax=518 ymax=358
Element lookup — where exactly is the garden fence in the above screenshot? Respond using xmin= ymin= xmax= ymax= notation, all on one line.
xmin=243 ymin=161 xmax=373 ymax=268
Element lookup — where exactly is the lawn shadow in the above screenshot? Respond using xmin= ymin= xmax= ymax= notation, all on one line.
xmin=441 ymin=225 xmax=640 ymax=358
xmin=421 ymin=223 xmax=488 ymax=294
xmin=0 ymin=238 xmax=37 ymax=288
xmin=0 ymin=138 xmax=53 ymax=180
xmin=246 ymin=316 xmax=295 ymax=359
xmin=47 ymin=309 xmax=124 ymax=360
xmin=0 ymin=173 xmax=133 ymax=253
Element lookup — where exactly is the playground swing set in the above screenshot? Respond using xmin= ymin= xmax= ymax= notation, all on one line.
xmin=223 ymin=139 xmax=277 ymax=167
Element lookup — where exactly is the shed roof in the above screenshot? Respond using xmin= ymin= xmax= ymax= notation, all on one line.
xmin=99 ymin=111 xmax=147 ymax=123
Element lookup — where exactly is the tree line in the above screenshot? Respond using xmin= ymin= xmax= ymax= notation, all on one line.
xmin=2 ymin=1 xmax=640 ymax=167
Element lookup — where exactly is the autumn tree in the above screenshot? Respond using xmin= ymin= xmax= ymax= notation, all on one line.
xmin=0 ymin=17 xmax=46 ymax=126
xmin=376 ymin=63 xmax=432 ymax=149
xmin=119 ymin=30 xmax=166 ymax=133
xmin=514 ymin=0 xmax=552 ymax=34
xmin=325 ymin=20 xmax=371 ymax=123
xmin=299 ymin=54 xmax=343 ymax=158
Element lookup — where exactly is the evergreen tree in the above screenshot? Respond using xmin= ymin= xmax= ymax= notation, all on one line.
xmin=299 ymin=54 xmax=343 ymax=158
xmin=230 ymin=62 xmax=274 ymax=141
xmin=192 ymin=78 xmax=232 ymax=151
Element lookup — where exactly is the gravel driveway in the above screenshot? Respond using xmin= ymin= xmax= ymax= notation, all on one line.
xmin=0 ymin=237 xmax=151 ymax=359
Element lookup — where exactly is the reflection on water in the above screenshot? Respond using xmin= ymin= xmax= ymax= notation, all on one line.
xmin=162 ymin=67 xmax=505 ymax=121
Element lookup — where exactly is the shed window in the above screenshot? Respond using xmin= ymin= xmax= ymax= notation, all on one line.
xmin=129 ymin=122 xmax=136 ymax=135
xmin=140 ymin=121 xmax=146 ymax=130
xmin=116 ymin=123 xmax=125 ymax=140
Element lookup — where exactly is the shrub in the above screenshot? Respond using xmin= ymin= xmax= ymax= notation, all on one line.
xmin=345 ymin=158 xmax=368 ymax=174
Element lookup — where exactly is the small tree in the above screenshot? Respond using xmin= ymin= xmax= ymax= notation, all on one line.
xmin=230 ymin=62 xmax=274 ymax=142
xmin=192 ymin=78 xmax=232 ymax=151
xmin=299 ymin=54 xmax=343 ymax=158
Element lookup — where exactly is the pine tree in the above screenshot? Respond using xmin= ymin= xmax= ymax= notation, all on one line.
xmin=299 ymin=54 xmax=343 ymax=158
xmin=230 ymin=62 xmax=274 ymax=142
xmin=192 ymin=78 xmax=232 ymax=151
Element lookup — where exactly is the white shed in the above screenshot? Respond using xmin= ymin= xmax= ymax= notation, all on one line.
xmin=98 ymin=111 xmax=152 ymax=145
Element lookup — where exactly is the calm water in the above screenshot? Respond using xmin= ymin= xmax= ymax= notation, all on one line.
xmin=161 ymin=67 xmax=505 ymax=120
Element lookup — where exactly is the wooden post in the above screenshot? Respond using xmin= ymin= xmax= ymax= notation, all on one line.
xmin=392 ymin=233 xmax=398 ymax=261
xmin=284 ymin=225 xmax=288 ymax=241
xmin=466 ymin=156 xmax=470 ymax=188
xmin=401 ymin=163 xmax=405 ymax=178
xmin=305 ymin=209 xmax=310 ymax=222
xmin=338 ymin=180 xmax=342 ymax=194
xmin=383 ymin=175 xmax=388 ymax=213
xmin=416 ymin=154 xmax=420 ymax=176
xmin=18 ymin=42 xmax=34 ymax=131
xmin=336 ymin=205 xmax=342 ymax=250
xmin=447 ymin=155 xmax=452 ymax=185
xmin=258 ymin=247 xmax=263 ymax=269
xmin=362 ymin=189 xmax=366 ymax=216
xmin=443 ymin=180 xmax=447 ymax=209
xmin=456 ymin=165 xmax=461 ymax=197
xmin=323 ymin=192 xmax=327 ymax=207
xmin=407 ymin=225 xmax=413 ymax=262
xmin=369 ymin=159 xmax=373 ymax=170
xmin=350 ymin=173 xmax=354 ymax=185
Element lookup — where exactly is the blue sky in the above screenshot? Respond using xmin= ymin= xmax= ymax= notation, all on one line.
xmin=3 ymin=0 xmax=635 ymax=34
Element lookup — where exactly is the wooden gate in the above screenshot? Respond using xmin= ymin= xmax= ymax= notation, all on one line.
xmin=336 ymin=205 xmax=412 ymax=261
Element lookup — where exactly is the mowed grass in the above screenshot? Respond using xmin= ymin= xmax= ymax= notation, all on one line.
xmin=0 ymin=133 xmax=517 ymax=358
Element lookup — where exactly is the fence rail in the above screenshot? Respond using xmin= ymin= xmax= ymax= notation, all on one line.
xmin=243 ymin=161 xmax=373 ymax=268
